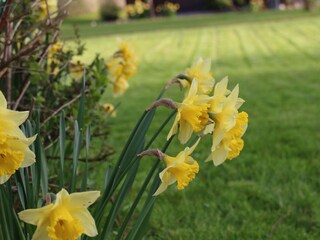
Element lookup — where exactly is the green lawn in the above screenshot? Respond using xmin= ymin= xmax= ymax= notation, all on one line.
xmin=62 ymin=10 xmax=320 ymax=239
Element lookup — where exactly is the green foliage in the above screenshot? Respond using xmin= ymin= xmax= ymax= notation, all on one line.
xmin=100 ymin=2 xmax=122 ymax=21
xmin=207 ymin=0 xmax=234 ymax=11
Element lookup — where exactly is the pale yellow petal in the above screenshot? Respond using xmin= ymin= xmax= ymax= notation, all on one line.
xmin=186 ymin=78 xmax=198 ymax=98
xmin=153 ymin=182 xmax=168 ymax=196
xmin=31 ymin=218 xmax=51 ymax=240
xmin=55 ymin=188 xmax=70 ymax=205
xmin=211 ymin=146 xmax=229 ymax=166
xmin=185 ymin=138 xmax=200 ymax=156
xmin=71 ymin=209 xmax=98 ymax=237
xmin=69 ymin=191 xmax=100 ymax=208
xmin=167 ymin=113 xmax=180 ymax=140
xmin=0 ymin=175 xmax=11 ymax=184
xmin=211 ymin=128 xmax=225 ymax=151
xmin=5 ymin=110 xmax=29 ymax=126
xmin=202 ymin=58 xmax=211 ymax=73
xmin=178 ymin=120 xmax=193 ymax=144
xmin=203 ymin=122 xmax=215 ymax=135
xmin=18 ymin=204 xmax=54 ymax=225
xmin=20 ymin=148 xmax=36 ymax=168
xmin=0 ymin=91 xmax=7 ymax=108
xmin=214 ymin=76 xmax=228 ymax=96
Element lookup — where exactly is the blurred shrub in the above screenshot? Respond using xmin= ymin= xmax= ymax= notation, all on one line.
xmin=100 ymin=2 xmax=122 ymax=21
xmin=121 ymin=0 xmax=150 ymax=19
xmin=233 ymin=0 xmax=249 ymax=8
xmin=207 ymin=0 xmax=234 ymax=10
xmin=156 ymin=1 xmax=180 ymax=16
xmin=250 ymin=0 xmax=264 ymax=11
xmin=0 ymin=0 xmax=138 ymax=167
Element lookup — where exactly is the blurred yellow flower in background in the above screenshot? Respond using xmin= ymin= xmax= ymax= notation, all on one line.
xmin=106 ymin=41 xmax=138 ymax=97
xmin=0 ymin=91 xmax=36 ymax=184
xmin=153 ymin=139 xmax=200 ymax=196
xmin=102 ymin=103 xmax=117 ymax=117
xmin=69 ymin=61 xmax=84 ymax=80
xmin=47 ymin=41 xmax=63 ymax=76
xmin=39 ymin=0 xmax=58 ymax=19
xmin=19 ymin=189 xmax=100 ymax=240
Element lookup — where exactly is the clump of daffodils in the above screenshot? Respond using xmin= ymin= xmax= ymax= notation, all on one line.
xmin=123 ymin=0 xmax=150 ymax=19
xmin=0 ymin=91 xmax=36 ymax=184
xmin=106 ymin=41 xmax=138 ymax=97
xmin=156 ymin=1 xmax=180 ymax=17
xmin=47 ymin=41 xmax=64 ymax=76
xmin=141 ymin=57 xmax=248 ymax=195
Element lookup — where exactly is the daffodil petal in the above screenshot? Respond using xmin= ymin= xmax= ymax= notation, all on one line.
xmin=71 ymin=209 xmax=98 ymax=237
xmin=185 ymin=138 xmax=200 ymax=156
xmin=167 ymin=113 xmax=180 ymax=140
xmin=0 ymin=175 xmax=10 ymax=184
xmin=18 ymin=204 xmax=54 ymax=225
xmin=211 ymin=146 xmax=229 ymax=166
xmin=0 ymin=91 xmax=7 ymax=108
xmin=20 ymin=148 xmax=36 ymax=168
xmin=178 ymin=120 xmax=193 ymax=144
xmin=32 ymin=218 xmax=51 ymax=240
xmin=69 ymin=191 xmax=100 ymax=208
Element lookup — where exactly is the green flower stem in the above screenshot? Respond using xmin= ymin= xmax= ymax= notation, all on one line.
xmin=124 ymin=136 xmax=175 ymax=240
xmin=111 ymin=110 xmax=176 ymax=191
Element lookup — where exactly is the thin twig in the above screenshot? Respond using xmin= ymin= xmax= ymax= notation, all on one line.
xmin=41 ymin=90 xmax=88 ymax=126
xmin=13 ymin=80 xmax=30 ymax=110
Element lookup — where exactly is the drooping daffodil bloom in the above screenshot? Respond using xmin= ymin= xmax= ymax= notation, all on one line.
xmin=0 ymin=91 xmax=36 ymax=184
xmin=19 ymin=188 xmax=100 ymax=240
xmin=207 ymin=77 xmax=247 ymax=165
xmin=184 ymin=58 xmax=215 ymax=95
xmin=47 ymin=41 xmax=63 ymax=76
xmin=207 ymin=111 xmax=248 ymax=166
xmin=113 ymin=76 xmax=129 ymax=97
xmin=153 ymin=139 xmax=200 ymax=196
xmin=209 ymin=79 xmax=243 ymax=152
xmin=167 ymin=79 xmax=211 ymax=144
xmin=106 ymin=41 xmax=138 ymax=97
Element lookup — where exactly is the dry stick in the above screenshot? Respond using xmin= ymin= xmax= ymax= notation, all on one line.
xmin=41 ymin=90 xmax=88 ymax=126
xmin=5 ymin=17 xmax=13 ymax=108
xmin=13 ymin=80 xmax=30 ymax=110
xmin=0 ymin=0 xmax=12 ymax=30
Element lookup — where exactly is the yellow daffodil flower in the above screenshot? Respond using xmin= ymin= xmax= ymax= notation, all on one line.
xmin=19 ymin=188 xmax=100 ymax=240
xmin=47 ymin=41 xmax=63 ymax=76
xmin=106 ymin=41 xmax=138 ymax=96
xmin=102 ymin=103 xmax=116 ymax=117
xmin=69 ymin=61 xmax=84 ymax=80
xmin=167 ymin=79 xmax=211 ymax=144
xmin=209 ymin=79 xmax=244 ymax=153
xmin=113 ymin=76 xmax=129 ymax=97
xmin=39 ymin=0 xmax=58 ymax=20
xmin=184 ymin=58 xmax=215 ymax=95
xmin=154 ymin=139 xmax=200 ymax=196
xmin=207 ymin=112 xmax=248 ymax=166
xmin=0 ymin=91 xmax=36 ymax=184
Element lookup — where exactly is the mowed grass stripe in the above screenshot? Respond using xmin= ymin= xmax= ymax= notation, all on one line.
xmin=62 ymin=12 xmax=320 ymax=239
